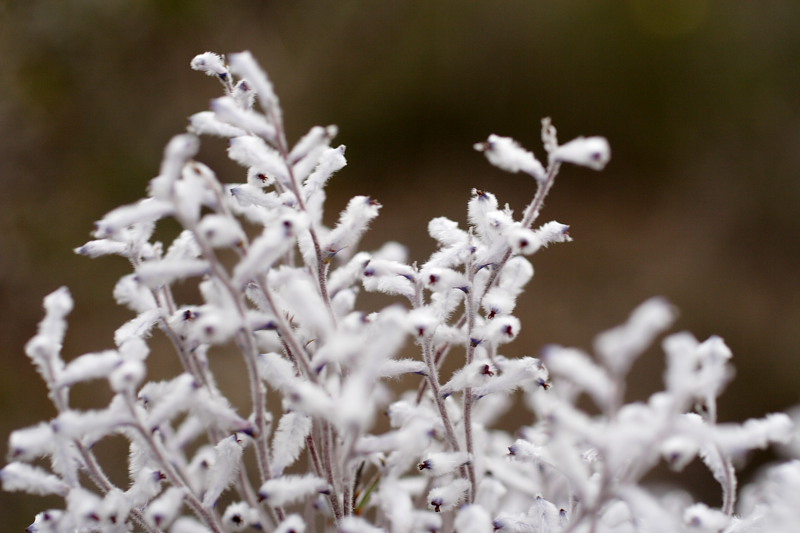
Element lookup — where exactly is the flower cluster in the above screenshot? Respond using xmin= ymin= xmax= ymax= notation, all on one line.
xmin=3 ymin=51 xmax=799 ymax=533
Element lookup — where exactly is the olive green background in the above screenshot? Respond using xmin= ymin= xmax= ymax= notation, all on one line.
xmin=1 ymin=1 xmax=799 ymax=527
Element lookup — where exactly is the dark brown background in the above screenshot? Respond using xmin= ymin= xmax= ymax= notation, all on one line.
xmin=2 ymin=1 xmax=799 ymax=527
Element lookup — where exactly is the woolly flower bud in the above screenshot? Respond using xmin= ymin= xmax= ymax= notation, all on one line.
xmin=54 ymin=403 xmax=131 ymax=441
xmin=191 ymin=52 xmax=228 ymax=79
xmin=193 ymin=389 xmax=253 ymax=435
xmin=418 ymin=451 xmax=471 ymax=476
xmin=407 ymin=307 xmax=438 ymax=338
xmin=197 ymin=214 xmax=245 ymax=248
xmin=441 ymin=361 xmax=497 ymax=398
xmin=26 ymin=510 xmax=70 ymax=532
xmin=202 ymin=435 xmax=244 ymax=507
xmin=541 ymin=345 xmax=615 ymax=410
xmin=661 ymin=433 xmax=700 ymax=471
xmin=455 ymin=505 xmax=494 ymax=533
xmin=74 ymin=239 xmax=128 ymax=258
xmin=256 ymin=351 xmax=296 ymax=390
xmin=474 ymin=135 xmax=546 ymax=182
xmin=507 ymin=227 xmax=540 ymax=255
xmin=428 ymin=216 xmax=468 ymax=247
xmin=228 ymin=135 xmax=288 ymax=184
xmin=142 ymin=374 xmax=198 ymax=430
xmin=553 ymin=135 xmax=611 ymax=170
xmin=148 ymin=134 xmax=200 ymax=201
xmin=594 ymin=296 xmax=676 ymax=375
xmin=493 ymin=513 xmax=535 ymax=533
xmin=188 ymin=111 xmax=247 ymax=138
xmin=126 ymin=467 xmax=165 ymax=507
xmin=233 ymin=213 xmax=306 ymax=286
xmin=472 ymin=356 xmax=548 ymax=398
xmin=499 ymin=256 xmax=534 ymax=291
xmin=0 ymin=463 xmax=69 ymax=496
xmin=228 ymin=51 xmax=280 ymax=113
xmin=113 ymin=274 xmax=157 ymax=313
xmin=339 ymin=516 xmax=385 ymax=533
xmin=428 ymin=477 xmax=471 ymax=512
xmin=99 ymin=488 xmax=131 ymax=527
xmin=483 ymin=315 xmax=521 ymax=346
xmin=145 ymin=486 xmax=185 ymax=528
xmin=291 ymin=125 xmax=339 ymax=164
xmin=134 ymin=258 xmax=210 ymax=289
xmin=212 ymin=97 xmax=276 ymax=141
xmin=475 ymin=477 xmax=507 ymax=515
xmin=362 ymin=258 xmax=415 ymax=298
xmin=257 ymin=474 xmax=330 ymax=506
xmin=8 ymin=423 xmax=54 ymax=461
xmin=66 ymin=487 xmax=103 ymax=526
xmin=534 ymin=221 xmax=572 ymax=247
xmin=27 ymin=287 xmax=73 ymax=366
xmin=530 ymin=496 xmax=563 ymax=530
xmin=275 ymin=514 xmax=306 ymax=533
xmin=482 ymin=287 xmax=518 ymax=318
xmin=713 ymin=413 xmax=794 ymax=457
xmin=683 ymin=503 xmax=730 ymax=532
xmin=421 ymin=266 xmax=467 ymax=293
xmin=324 ymin=195 xmax=381 ymax=258
xmin=222 ymin=502 xmax=260 ymax=531
xmin=297 ymin=139 xmax=342 ymax=185
xmin=271 ymin=412 xmax=312 ymax=477
xmin=170 ymin=517 xmax=214 ymax=533
xmin=57 ymin=350 xmax=121 ymax=388
xmin=377 ymin=358 xmax=427 ymax=379
xmin=94 ymin=199 xmax=174 ymax=239
xmin=302 ymin=144 xmax=347 ymax=223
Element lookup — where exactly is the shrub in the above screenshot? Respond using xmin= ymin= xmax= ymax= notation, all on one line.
xmin=3 ymin=51 xmax=798 ymax=533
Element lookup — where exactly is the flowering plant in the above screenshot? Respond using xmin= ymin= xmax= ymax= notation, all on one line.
xmin=3 ymin=51 xmax=799 ymax=533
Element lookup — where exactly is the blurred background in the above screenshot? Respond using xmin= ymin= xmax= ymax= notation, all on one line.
xmin=1 ymin=0 xmax=799 ymax=527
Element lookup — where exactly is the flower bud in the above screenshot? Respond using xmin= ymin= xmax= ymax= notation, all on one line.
xmin=552 ymin=136 xmax=611 ymax=170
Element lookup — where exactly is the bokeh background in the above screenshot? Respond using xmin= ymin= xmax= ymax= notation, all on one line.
xmin=1 ymin=0 xmax=799 ymax=527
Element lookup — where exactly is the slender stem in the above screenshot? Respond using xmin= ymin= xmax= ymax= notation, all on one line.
xmin=314 ymin=420 xmax=342 ymax=522
xmin=234 ymin=330 xmax=274 ymax=484
xmin=306 ymin=434 xmax=324 ymax=479
xmin=421 ymin=336 xmax=461 ymax=451
xmin=410 ymin=275 xmax=462 ymax=451
xmin=463 ymin=250 xmax=478 ymax=502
